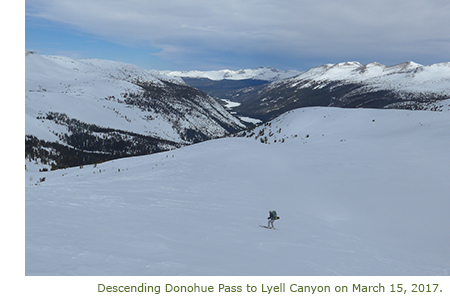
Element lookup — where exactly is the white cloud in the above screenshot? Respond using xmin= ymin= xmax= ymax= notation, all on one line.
xmin=26 ymin=0 xmax=450 ymax=68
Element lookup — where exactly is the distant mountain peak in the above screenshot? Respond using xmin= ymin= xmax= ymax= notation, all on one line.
xmin=159 ymin=67 xmax=301 ymax=81
xmin=226 ymin=60 xmax=450 ymax=122
xmin=290 ymin=60 xmax=440 ymax=84
xmin=25 ymin=49 xmax=38 ymax=56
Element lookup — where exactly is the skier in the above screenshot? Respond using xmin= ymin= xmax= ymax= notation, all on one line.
xmin=267 ymin=210 xmax=280 ymax=229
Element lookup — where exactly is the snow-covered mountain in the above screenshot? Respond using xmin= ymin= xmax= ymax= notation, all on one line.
xmin=157 ymin=67 xmax=300 ymax=124
xmin=158 ymin=66 xmax=300 ymax=81
xmin=25 ymin=50 xmax=245 ymax=171
xmin=227 ymin=61 xmax=450 ymax=122
xmin=26 ymin=106 xmax=450 ymax=276
xmin=285 ymin=61 xmax=450 ymax=96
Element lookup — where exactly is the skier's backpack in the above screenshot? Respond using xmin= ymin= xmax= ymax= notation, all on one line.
xmin=269 ymin=210 xmax=277 ymax=219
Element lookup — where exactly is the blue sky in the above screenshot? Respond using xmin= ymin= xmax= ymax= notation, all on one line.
xmin=25 ymin=0 xmax=450 ymax=71
xmin=26 ymin=17 xmax=167 ymax=69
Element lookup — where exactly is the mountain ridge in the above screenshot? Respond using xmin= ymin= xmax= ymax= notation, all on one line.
xmin=25 ymin=50 xmax=245 ymax=171
xmin=224 ymin=61 xmax=450 ymax=122
xmin=158 ymin=66 xmax=300 ymax=81
xmin=25 ymin=52 xmax=450 ymax=169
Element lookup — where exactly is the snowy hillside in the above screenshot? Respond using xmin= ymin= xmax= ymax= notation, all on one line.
xmin=25 ymin=50 xmax=244 ymax=171
xmin=26 ymin=107 xmax=450 ymax=276
xmin=284 ymin=61 xmax=450 ymax=96
xmin=159 ymin=66 xmax=300 ymax=81
xmin=228 ymin=61 xmax=450 ymax=122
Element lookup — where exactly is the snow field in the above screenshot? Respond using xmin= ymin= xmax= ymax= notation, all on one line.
xmin=26 ymin=107 xmax=450 ymax=275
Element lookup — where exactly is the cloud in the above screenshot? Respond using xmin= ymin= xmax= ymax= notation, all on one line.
xmin=26 ymin=0 xmax=450 ymax=69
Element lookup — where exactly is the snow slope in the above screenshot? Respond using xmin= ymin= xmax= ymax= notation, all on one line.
xmin=25 ymin=107 xmax=450 ymax=276
xmin=285 ymin=61 xmax=450 ymax=95
xmin=25 ymin=50 xmax=245 ymax=170
xmin=25 ymin=50 xmax=243 ymax=143
xmin=159 ymin=67 xmax=300 ymax=81
xmin=227 ymin=61 xmax=450 ymax=122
